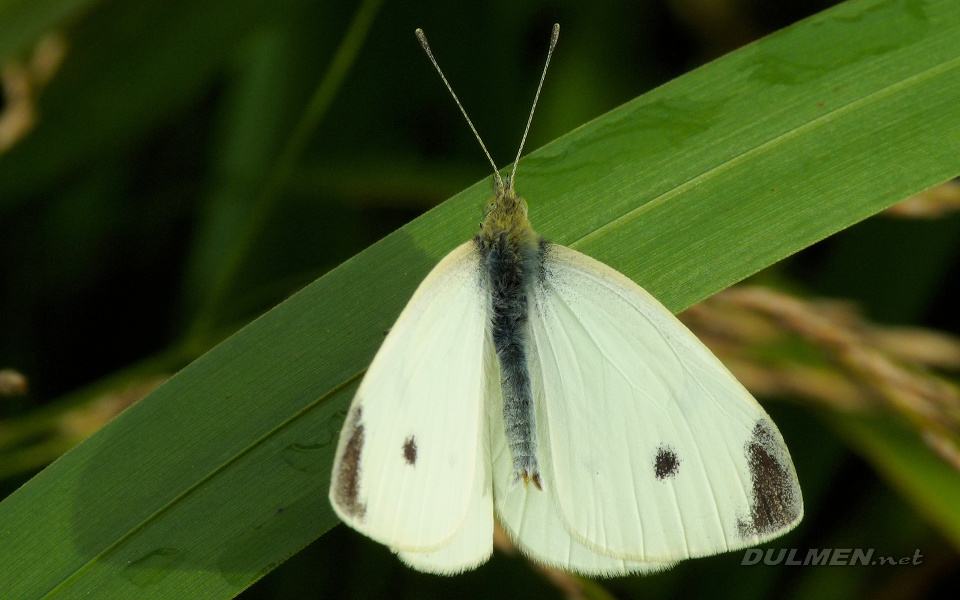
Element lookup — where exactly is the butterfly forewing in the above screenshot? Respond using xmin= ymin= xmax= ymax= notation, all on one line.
xmin=329 ymin=241 xmax=492 ymax=552
xmin=527 ymin=243 xmax=803 ymax=562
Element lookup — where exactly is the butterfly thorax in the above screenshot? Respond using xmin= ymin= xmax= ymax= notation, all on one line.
xmin=477 ymin=185 xmax=543 ymax=489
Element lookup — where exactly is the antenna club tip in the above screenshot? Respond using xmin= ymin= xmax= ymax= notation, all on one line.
xmin=415 ymin=28 xmax=432 ymax=53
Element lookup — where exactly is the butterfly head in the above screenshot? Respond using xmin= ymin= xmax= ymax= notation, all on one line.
xmin=479 ymin=182 xmax=536 ymax=245
xmin=416 ymin=24 xmax=556 ymax=249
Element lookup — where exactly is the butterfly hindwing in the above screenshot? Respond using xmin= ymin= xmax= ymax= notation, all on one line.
xmin=395 ymin=453 xmax=494 ymax=574
xmin=490 ymin=338 xmax=673 ymax=575
xmin=395 ymin=335 xmax=499 ymax=574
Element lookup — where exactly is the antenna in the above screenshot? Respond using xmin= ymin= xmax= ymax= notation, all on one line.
xmin=509 ymin=23 xmax=559 ymax=192
xmin=415 ymin=28 xmax=503 ymax=191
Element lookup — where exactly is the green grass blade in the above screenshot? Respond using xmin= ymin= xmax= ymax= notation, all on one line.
xmin=0 ymin=0 xmax=296 ymax=202
xmin=831 ymin=413 xmax=960 ymax=551
xmin=2 ymin=1 xmax=960 ymax=598
xmin=182 ymin=0 xmax=384 ymax=339
xmin=0 ymin=0 xmax=98 ymax=60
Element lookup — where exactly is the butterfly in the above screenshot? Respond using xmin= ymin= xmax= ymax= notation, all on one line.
xmin=329 ymin=23 xmax=802 ymax=576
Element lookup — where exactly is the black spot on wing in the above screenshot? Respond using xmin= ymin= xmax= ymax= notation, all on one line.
xmin=403 ymin=436 xmax=417 ymax=465
xmin=654 ymin=445 xmax=680 ymax=480
xmin=334 ymin=407 xmax=366 ymax=518
xmin=737 ymin=420 xmax=800 ymax=538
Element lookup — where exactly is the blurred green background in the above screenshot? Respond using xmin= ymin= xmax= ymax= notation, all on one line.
xmin=2 ymin=0 xmax=959 ymax=598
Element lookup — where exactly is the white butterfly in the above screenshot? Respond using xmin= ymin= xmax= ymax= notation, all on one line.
xmin=329 ymin=24 xmax=802 ymax=576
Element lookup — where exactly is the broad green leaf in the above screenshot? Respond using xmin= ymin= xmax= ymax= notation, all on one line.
xmin=3 ymin=0 xmax=960 ymax=598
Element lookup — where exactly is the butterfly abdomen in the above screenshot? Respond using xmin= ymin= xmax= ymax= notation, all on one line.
xmin=480 ymin=227 xmax=542 ymax=488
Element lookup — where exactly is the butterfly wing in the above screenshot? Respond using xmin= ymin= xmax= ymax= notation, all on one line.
xmin=329 ymin=241 xmax=492 ymax=556
xmin=395 ymin=337 xmax=498 ymax=574
xmin=527 ymin=243 xmax=802 ymax=562
xmin=395 ymin=452 xmax=493 ymax=574
xmin=489 ymin=345 xmax=672 ymax=576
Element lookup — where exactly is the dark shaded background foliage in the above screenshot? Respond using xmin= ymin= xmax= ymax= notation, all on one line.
xmin=2 ymin=0 xmax=959 ymax=598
